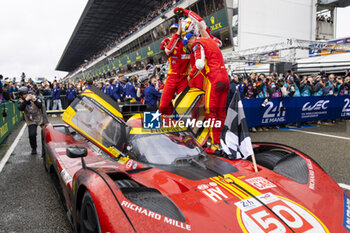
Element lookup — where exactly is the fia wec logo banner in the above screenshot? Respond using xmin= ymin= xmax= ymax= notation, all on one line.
xmin=242 ymin=96 xmax=350 ymax=127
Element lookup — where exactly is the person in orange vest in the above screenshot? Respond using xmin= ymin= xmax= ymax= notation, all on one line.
xmin=183 ymin=33 xmax=229 ymax=154
xmin=159 ymin=22 xmax=190 ymax=116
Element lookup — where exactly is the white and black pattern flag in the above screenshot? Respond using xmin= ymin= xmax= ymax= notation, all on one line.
xmin=220 ymin=90 xmax=253 ymax=159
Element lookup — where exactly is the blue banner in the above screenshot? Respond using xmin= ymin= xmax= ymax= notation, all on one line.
xmin=242 ymin=96 xmax=350 ymax=127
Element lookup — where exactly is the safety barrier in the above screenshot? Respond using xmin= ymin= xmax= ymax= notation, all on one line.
xmin=0 ymin=101 xmax=23 ymax=144
xmin=243 ymin=96 xmax=350 ymax=127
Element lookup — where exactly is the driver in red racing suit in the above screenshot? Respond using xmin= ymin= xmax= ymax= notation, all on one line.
xmin=159 ymin=23 xmax=190 ymax=116
xmin=183 ymin=34 xmax=229 ymax=154
xmin=174 ymin=7 xmax=222 ymax=90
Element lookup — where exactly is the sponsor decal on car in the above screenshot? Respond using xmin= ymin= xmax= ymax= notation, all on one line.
xmin=132 ymin=161 xmax=137 ymax=169
xmin=197 ymin=184 xmax=209 ymax=190
xmin=343 ymin=193 xmax=350 ymax=232
xmin=60 ymin=169 xmax=72 ymax=186
xmin=235 ymin=193 xmax=328 ymax=233
xmin=305 ymin=159 xmax=315 ymax=190
xmin=245 ymin=177 xmax=277 ymax=190
xmin=121 ymin=201 xmax=191 ymax=231
xmin=126 ymin=160 xmax=133 ymax=169
xmin=201 ymin=186 xmax=228 ymax=202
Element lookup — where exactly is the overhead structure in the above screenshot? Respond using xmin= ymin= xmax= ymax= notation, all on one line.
xmin=223 ymin=38 xmax=350 ymax=64
xmin=318 ymin=0 xmax=350 ymax=7
xmin=56 ymin=0 xmax=164 ymax=72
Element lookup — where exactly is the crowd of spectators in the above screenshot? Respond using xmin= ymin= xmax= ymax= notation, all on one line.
xmin=227 ymin=69 xmax=350 ymax=102
xmin=0 ymin=66 xmax=167 ymax=112
xmin=2 ymin=68 xmax=350 ymax=110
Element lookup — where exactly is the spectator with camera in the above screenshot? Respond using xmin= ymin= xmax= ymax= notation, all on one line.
xmin=312 ymin=76 xmax=326 ymax=96
xmin=339 ymin=75 xmax=350 ymax=96
xmin=299 ymin=75 xmax=312 ymax=97
xmin=17 ymin=87 xmax=43 ymax=155
xmin=281 ymin=75 xmax=301 ymax=97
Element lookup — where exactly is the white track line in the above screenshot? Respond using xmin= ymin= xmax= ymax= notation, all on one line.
xmin=0 ymin=123 xmax=27 ymax=173
xmin=289 ymin=129 xmax=350 ymax=141
xmin=339 ymin=183 xmax=350 ymax=191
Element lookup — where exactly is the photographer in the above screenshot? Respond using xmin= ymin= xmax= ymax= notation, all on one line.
xmin=17 ymin=87 xmax=43 ymax=155
xmin=270 ymin=77 xmax=283 ymax=98
xmin=312 ymin=75 xmax=325 ymax=96
xmin=281 ymin=76 xmax=301 ymax=97
xmin=339 ymin=75 xmax=350 ymax=96
xmin=299 ymin=76 xmax=312 ymax=97
xmin=333 ymin=76 xmax=343 ymax=96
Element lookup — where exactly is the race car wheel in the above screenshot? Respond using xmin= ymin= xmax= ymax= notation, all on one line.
xmin=251 ymin=151 xmax=287 ymax=170
xmin=80 ymin=191 xmax=101 ymax=233
xmin=41 ymin=135 xmax=49 ymax=172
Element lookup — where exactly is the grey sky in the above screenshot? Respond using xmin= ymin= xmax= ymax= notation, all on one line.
xmin=0 ymin=0 xmax=86 ymax=81
xmin=0 ymin=1 xmax=349 ymax=81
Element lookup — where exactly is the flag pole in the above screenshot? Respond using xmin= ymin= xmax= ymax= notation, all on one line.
xmin=251 ymin=153 xmax=258 ymax=172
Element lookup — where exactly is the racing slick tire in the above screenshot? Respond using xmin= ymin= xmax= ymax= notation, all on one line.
xmin=80 ymin=191 xmax=101 ymax=233
xmin=250 ymin=151 xmax=287 ymax=170
xmin=41 ymin=131 xmax=49 ymax=172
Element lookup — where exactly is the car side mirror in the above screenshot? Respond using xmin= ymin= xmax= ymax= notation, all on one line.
xmin=66 ymin=146 xmax=87 ymax=158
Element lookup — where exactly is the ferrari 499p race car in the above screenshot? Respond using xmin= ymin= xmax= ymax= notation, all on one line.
xmin=42 ymin=86 xmax=350 ymax=233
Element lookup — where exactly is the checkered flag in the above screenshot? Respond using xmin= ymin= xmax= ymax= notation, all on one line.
xmin=220 ymin=90 xmax=253 ymax=159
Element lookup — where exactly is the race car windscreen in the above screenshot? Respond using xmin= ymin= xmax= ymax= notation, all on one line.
xmin=70 ymin=96 xmax=124 ymax=151
xmin=129 ymin=132 xmax=203 ymax=165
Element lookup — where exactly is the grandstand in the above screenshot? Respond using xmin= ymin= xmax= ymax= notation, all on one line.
xmin=56 ymin=0 xmax=350 ymax=79
xmin=56 ymin=0 xmax=229 ymax=79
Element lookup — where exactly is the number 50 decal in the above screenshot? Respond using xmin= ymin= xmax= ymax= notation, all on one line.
xmin=238 ymin=197 xmax=329 ymax=233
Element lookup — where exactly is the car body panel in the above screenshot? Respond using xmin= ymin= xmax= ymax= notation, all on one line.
xmin=42 ymin=86 xmax=350 ymax=233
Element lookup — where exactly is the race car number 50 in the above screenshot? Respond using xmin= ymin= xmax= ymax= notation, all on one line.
xmin=236 ymin=193 xmax=328 ymax=233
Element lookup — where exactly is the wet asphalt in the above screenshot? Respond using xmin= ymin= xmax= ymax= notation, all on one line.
xmin=0 ymin=118 xmax=71 ymax=233
xmin=0 ymin=117 xmax=349 ymax=232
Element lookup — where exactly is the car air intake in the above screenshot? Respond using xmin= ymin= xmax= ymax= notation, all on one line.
xmin=116 ymin=180 xmax=186 ymax=222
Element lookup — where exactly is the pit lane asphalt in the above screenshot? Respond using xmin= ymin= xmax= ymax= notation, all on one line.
xmin=0 ymin=117 xmax=349 ymax=232
xmin=0 ymin=117 xmax=71 ymax=233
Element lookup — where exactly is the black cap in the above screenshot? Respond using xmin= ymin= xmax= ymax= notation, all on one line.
xmin=18 ymin=87 xmax=28 ymax=95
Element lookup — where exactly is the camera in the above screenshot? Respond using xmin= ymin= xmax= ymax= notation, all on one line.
xmin=261 ymin=98 xmax=269 ymax=108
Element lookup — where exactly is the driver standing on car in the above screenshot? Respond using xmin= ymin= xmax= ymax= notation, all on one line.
xmin=183 ymin=33 xmax=229 ymax=154
xmin=18 ymin=87 xmax=43 ymax=155
xmin=159 ymin=22 xmax=191 ymax=116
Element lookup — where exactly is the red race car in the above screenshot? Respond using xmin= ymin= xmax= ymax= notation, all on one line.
xmin=42 ymin=86 xmax=350 ymax=233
